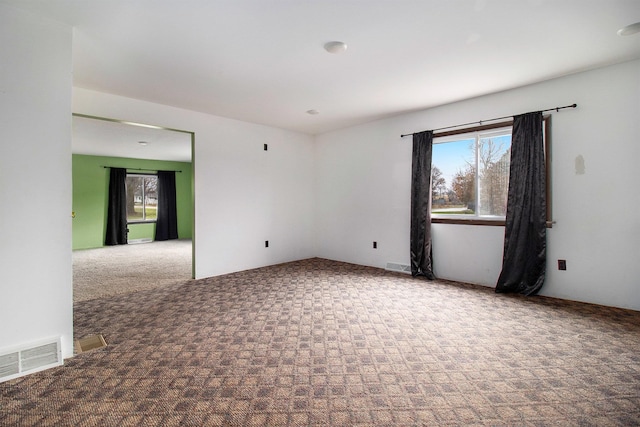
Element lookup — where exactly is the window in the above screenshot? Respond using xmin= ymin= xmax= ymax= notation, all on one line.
xmin=431 ymin=124 xmax=512 ymax=224
xmin=126 ymin=174 xmax=158 ymax=222
xmin=431 ymin=118 xmax=551 ymax=226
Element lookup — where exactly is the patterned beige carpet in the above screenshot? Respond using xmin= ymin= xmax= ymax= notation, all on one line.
xmin=72 ymin=239 xmax=192 ymax=302
xmin=2 ymin=258 xmax=640 ymax=426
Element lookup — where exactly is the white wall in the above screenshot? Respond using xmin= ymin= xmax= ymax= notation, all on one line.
xmin=0 ymin=5 xmax=74 ymax=357
xmin=315 ymin=59 xmax=640 ymax=311
xmin=73 ymin=88 xmax=316 ymax=278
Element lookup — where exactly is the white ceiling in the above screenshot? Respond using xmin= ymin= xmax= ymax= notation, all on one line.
xmin=72 ymin=115 xmax=192 ymax=162
xmin=6 ymin=0 xmax=640 ymax=141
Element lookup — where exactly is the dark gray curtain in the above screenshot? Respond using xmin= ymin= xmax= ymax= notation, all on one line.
xmin=155 ymin=170 xmax=179 ymax=241
xmin=496 ymin=111 xmax=546 ymax=295
xmin=105 ymin=167 xmax=128 ymax=245
xmin=410 ymin=130 xmax=435 ymax=279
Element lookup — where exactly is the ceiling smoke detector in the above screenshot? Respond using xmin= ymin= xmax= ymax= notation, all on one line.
xmin=617 ymin=22 xmax=640 ymax=36
xmin=324 ymin=41 xmax=347 ymax=54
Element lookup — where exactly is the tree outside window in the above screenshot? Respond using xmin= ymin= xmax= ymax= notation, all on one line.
xmin=126 ymin=174 xmax=158 ymax=222
xmin=431 ymin=129 xmax=511 ymax=219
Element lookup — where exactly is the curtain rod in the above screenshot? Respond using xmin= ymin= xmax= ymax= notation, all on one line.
xmin=400 ymin=103 xmax=577 ymax=138
xmin=102 ymin=166 xmax=182 ymax=173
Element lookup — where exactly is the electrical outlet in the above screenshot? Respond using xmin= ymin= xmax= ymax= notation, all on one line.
xmin=373 ymin=241 xmax=377 ymax=249
xmin=264 ymin=143 xmax=268 ymax=151
xmin=265 ymin=240 xmax=269 ymax=248
xmin=558 ymin=259 xmax=566 ymax=270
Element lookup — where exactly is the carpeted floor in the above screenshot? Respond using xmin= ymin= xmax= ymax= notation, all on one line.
xmin=73 ymin=239 xmax=193 ymax=302
xmin=2 ymin=258 xmax=640 ymax=426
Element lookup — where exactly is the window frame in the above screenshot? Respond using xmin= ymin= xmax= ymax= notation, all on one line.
xmin=126 ymin=173 xmax=158 ymax=224
xmin=430 ymin=118 xmax=552 ymax=227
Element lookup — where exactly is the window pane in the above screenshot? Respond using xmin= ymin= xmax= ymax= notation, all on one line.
xmin=126 ymin=176 xmax=145 ymax=221
xmin=477 ymin=134 xmax=511 ymax=216
xmin=143 ymin=177 xmax=157 ymax=220
xmin=126 ymin=174 xmax=158 ymax=222
xmin=432 ymin=138 xmax=476 ymax=216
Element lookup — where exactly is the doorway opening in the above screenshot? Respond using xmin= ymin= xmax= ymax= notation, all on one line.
xmin=71 ymin=113 xmax=195 ymax=302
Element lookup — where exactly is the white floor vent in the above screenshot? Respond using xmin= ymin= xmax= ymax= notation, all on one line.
xmin=128 ymin=238 xmax=153 ymax=245
xmin=385 ymin=262 xmax=412 ymax=274
xmin=0 ymin=337 xmax=62 ymax=383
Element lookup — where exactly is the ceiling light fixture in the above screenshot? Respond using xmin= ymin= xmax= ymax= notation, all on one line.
xmin=617 ymin=22 xmax=640 ymax=36
xmin=324 ymin=41 xmax=347 ymax=54
xmin=138 ymin=141 xmax=148 ymax=145
xmin=306 ymin=109 xmax=320 ymax=115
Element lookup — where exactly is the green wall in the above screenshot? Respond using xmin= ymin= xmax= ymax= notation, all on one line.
xmin=72 ymin=154 xmax=193 ymax=250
